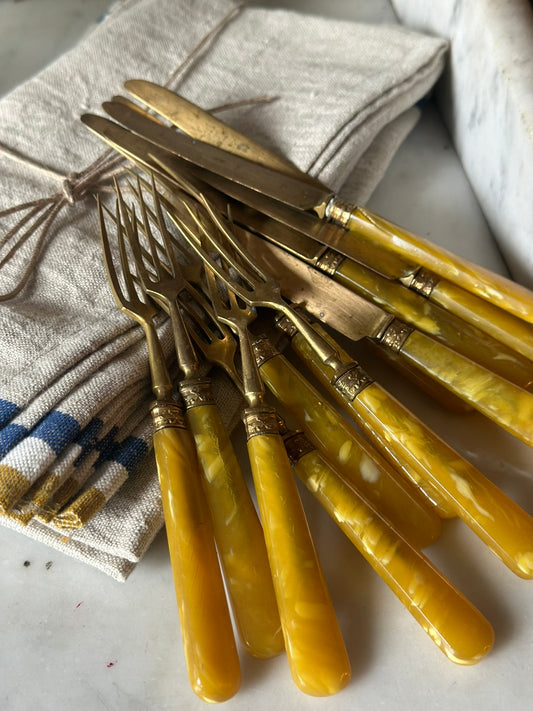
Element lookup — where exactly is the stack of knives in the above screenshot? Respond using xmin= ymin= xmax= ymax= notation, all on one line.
xmin=82 ymin=80 xmax=533 ymax=701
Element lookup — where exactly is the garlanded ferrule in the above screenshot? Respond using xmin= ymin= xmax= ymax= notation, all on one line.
xmin=150 ymin=400 xmax=187 ymax=432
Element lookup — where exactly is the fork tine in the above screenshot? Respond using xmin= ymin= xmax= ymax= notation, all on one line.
xmin=133 ymin=175 xmax=166 ymax=281
xmin=97 ymin=195 xmax=126 ymax=308
xmin=115 ymin=184 xmax=142 ymax=301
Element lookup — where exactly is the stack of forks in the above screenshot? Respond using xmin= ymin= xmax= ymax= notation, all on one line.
xmin=95 ymin=159 xmax=533 ymax=701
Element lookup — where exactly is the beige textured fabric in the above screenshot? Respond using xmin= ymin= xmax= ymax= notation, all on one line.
xmin=0 ymin=0 xmax=447 ymax=580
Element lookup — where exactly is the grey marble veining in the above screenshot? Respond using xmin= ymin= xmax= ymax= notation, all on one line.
xmin=391 ymin=0 xmax=533 ymax=288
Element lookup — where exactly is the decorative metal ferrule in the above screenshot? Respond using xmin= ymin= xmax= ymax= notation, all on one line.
xmin=242 ymin=406 xmax=280 ymax=440
xmin=179 ymin=378 xmax=215 ymax=410
xmin=283 ymin=430 xmax=315 ymax=464
xmin=150 ymin=400 xmax=187 ymax=432
xmin=251 ymin=334 xmax=280 ymax=368
xmin=379 ymin=319 xmax=414 ymax=353
xmin=331 ymin=363 xmax=374 ymax=401
xmin=400 ymin=267 xmax=439 ymax=298
xmin=325 ymin=198 xmax=355 ymax=228
xmin=275 ymin=313 xmax=299 ymax=339
xmin=316 ymin=248 xmax=345 ymax=276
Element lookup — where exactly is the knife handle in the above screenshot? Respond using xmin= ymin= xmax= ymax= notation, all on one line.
xmin=332 ymin=255 xmax=533 ymax=391
xmin=289 ymin=332 xmax=533 ymax=579
xmin=184 ymin=393 xmax=284 ymax=659
xmin=243 ymin=407 xmax=351 ymax=696
xmin=428 ymin=277 xmax=533 ymax=363
xmin=252 ymin=338 xmax=444 ymax=543
xmin=391 ymin=327 xmax=533 ymax=448
xmin=151 ymin=402 xmax=241 ymax=703
xmin=343 ymin=205 xmax=533 ymax=324
xmin=286 ymin=437 xmax=494 ymax=664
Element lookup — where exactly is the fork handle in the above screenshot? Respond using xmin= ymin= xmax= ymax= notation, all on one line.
xmin=151 ymin=401 xmax=241 ymax=703
xmin=252 ymin=337 xmax=445 ymax=540
xmin=291 ymin=330 xmax=533 ymax=579
xmin=243 ymin=406 xmax=351 ymax=697
xmin=181 ymin=384 xmax=284 ymax=659
xmin=286 ymin=436 xmax=494 ymax=664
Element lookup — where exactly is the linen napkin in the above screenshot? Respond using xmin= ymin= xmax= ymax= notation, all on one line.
xmin=0 ymin=0 xmax=448 ymax=580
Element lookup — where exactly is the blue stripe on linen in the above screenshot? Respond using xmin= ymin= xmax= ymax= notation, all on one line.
xmin=112 ymin=435 xmax=149 ymax=474
xmin=0 ymin=398 xmax=21 ymax=428
xmin=0 ymin=423 xmax=28 ymax=458
xmin=31 ymin=410 xmax=81 ymax=455
xmin=73 ymin=418 xmax=104 ymax=466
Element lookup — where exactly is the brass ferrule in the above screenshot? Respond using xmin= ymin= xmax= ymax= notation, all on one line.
xmin=150 ymin=400 xmax=187 ymax=432
xmin=331 ymin=363 xmax=374 ymax=401
xmin=252 ymin=335 xmax=280 ymax=368
xmin=400 ymin=267 xmax=439 ymax=297
xmin=379 ymin=319 xmax=414 ymax=353
xmin=283 ymin=430 xmax=315 ymax=464
xmin=179 ymin=378 xmax=215 ymax=410
xmin=242 ymin=406 xmax=280 ymax=440
xmin=275 ymin=313 xmax=299 ymax=339
xmin=316 ymin=248 xmax=345 ymax=276
xmin=325 ymin=197 xmax=355 ymax=228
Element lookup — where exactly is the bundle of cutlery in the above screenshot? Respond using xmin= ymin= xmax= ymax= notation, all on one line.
xmin=83 ymin=80 xmax=533 ymax=702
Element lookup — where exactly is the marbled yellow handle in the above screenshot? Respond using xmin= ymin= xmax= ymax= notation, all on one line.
xmin=293 ymin=446 xmax=494 ymax=664
xmin=153 ymin=423 xmax=241 ymax=703
xmin=429 ymin=278 xmax=533 ymax=363
xmin=186 ymin=402 xmax=284 ymax=659
xmin=348 ymin=207 xmax=533 ymax=324
xmin=275 ymin=333 xmax=454 ymax=519
xmin=334 ymin=257 xmax=533 ymax=390
xmin=291 ymin=333 xmax=533 ymax=579
xmin=257 ymin=353 xmax=443 ymax=544
xmin=398 ymin=330 xmax=533 ymax=448
xmin=247 ymin=431 xmax=351 ymax=696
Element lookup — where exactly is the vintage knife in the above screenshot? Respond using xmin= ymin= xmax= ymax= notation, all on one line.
xmin=108 ymin=88 xmax=533 ymax=325
xmin=79 ymin=112 xmax=533 ymax=398
xmin=80 ymin=109 xmax=533 ymax=364
xmin=236 ymin=230 xmax=533 ymax=450
xmin=229 ymin=205 xmax=533 ymax=388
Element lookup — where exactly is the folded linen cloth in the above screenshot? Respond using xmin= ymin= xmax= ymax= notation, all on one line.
xmin=0 ymin=0 xmax=447 ymax=580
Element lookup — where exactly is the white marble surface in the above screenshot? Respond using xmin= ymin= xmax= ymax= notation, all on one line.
xmin=390 ymin=0 xmax=533 ymax=288
xmin=1 ymin=2 xmax=533 ymax=710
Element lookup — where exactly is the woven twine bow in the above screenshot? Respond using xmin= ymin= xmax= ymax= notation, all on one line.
xmin=0 ymin=2 xmax=274 ymax=303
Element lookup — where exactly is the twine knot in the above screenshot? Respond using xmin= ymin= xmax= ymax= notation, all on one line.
xmin=61 ymin=171 xmax=82 ymax=205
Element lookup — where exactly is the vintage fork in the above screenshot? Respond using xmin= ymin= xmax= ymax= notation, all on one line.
xmin=199 ymin=258 xmax=351 ymax=697
xmin=97 ymin=186 xmax=241 ymax=704
xmin=123 ymin=174 xmax=284 ymax=660
xmin=179 ymin=290 xmax=494 ymax=665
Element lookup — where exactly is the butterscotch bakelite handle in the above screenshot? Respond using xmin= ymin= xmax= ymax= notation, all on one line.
xmin=152 ymin=416 xmax=241 ymax=703
xmin=291 ymin=446 xmax=494 ymax=664
xmin=185 ymin=402 xmax=284 ymax=659
xmin=290 ymin=333 xmax=533 ymax=579
xmin=246 ymin=427 xmax=351 ymax=696
xmin=334 ymin=257 xmax=533 ymax=391
xmin=429 ymin=279 xmax=533 ymax=364
xmin=256 ymin=352 xmax=444 ymax=543
xmin=348 ymin=207 xmax=533 ymax=324
xmin=398 ymin=330 xmax=533 ymax=448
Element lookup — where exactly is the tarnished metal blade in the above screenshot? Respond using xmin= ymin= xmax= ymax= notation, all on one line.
xmin=237 ymin=230 xmax=393 ymax=341
xmin=153 ymin=152 xmax=416 ymax=280
xmin=101 ymin=99 xmax=333 ymax=215
xmin=123 ymin=79 xmax=322 ymax=187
